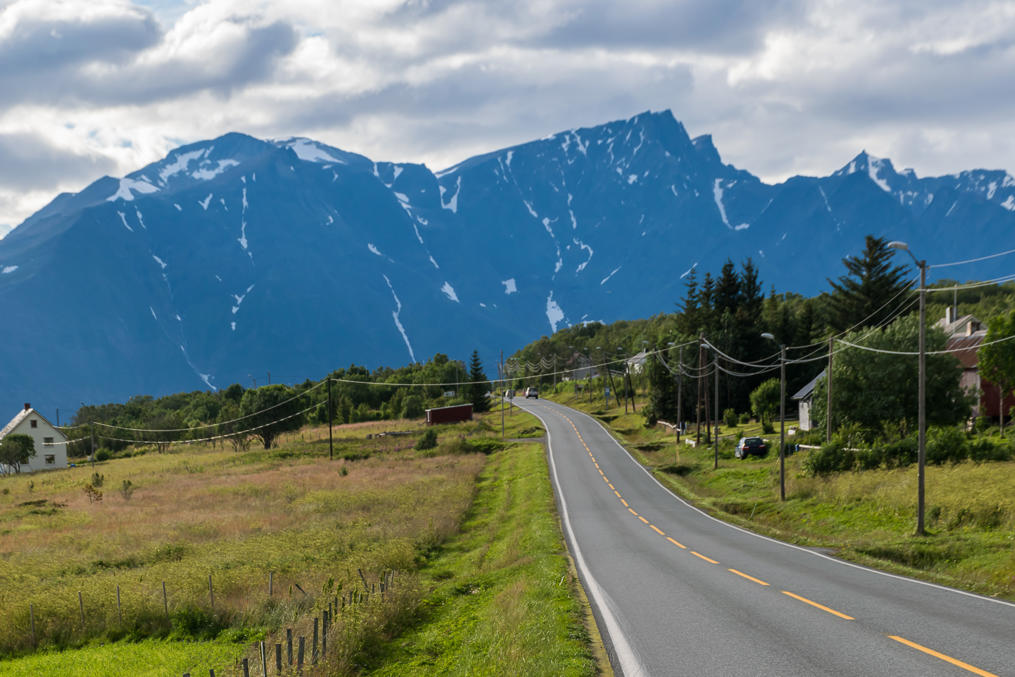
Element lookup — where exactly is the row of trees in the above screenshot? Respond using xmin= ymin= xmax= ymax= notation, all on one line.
xmin=70 ymin=351 xmax=493 ymax=453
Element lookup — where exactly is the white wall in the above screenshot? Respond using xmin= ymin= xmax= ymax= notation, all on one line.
xmin=3 ymin=413 xmax=69 ymax=473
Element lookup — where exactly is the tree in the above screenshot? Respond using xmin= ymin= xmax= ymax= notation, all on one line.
xmin=467 ymin=350 xmax=490 ymax=413
xmin=644 ymin=351 xmax=678 ymax=426
xmin=240 ymin=385 xmax=305 ymax=450
xmin=0 ymin=434 xmax=35 ymax=475
xmin=810 ymin=315 xmax=969 ymax=433
xmin=979 ymin=309 xmax=1015 ymax=431
xmin=827 ymin=235 xmax=912 ymax=331
xmin=750 ymin=379 xmax=781 ymax=427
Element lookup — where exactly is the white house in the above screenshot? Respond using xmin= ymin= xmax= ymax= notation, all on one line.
xmin=0 ymin=403 xmax=69 ymax=473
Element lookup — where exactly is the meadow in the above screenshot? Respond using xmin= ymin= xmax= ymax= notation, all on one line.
xmin=0 ymin=403 xmax=601 ymax=675
xmin=549 ymin=387 xmax=1015 ymax=602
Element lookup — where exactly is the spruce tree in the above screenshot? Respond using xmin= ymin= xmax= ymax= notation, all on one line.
xmin=468 ymin=350 xmax=490 ymax=413
xmin=827 ymin=235 xmax=912 ymax=331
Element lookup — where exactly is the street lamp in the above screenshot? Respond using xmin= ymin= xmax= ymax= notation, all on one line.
xmin=761 ymin=332 xmax=786 ymax=501
xmin=888 ymin=240 xmax=928 ymax=536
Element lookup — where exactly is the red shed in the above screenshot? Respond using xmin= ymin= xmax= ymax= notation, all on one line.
xmin=425 ymin=403 xmax=473 ymax=425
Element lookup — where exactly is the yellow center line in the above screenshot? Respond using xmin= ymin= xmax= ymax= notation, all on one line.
xmin=666 ymin=537 xmax=687 ymax=549
xmin=728 ymin=568 xmax=770 ymax=586
xmin=613 ymin=489 xmax=622 ymax=498
xmin=781 ymin=591 xmax=854 ymax=620
xmin=650 ymin=524 xmax=665 ymax=536
xmin=602 ymin=476 xmax=609 ymax=483
xmin=637 ymin=515 xmax=649 ymax=524
xmin=627 ymin=507 xmax=639 ymax=516
xmin=691 ymin=551 xmax=719 ymax=564
xmin=607 ymin=483 xmax=615 ymax=490
xmin=620 ymin=498 xmax=629 ymax=507
xmin=887 ymin=636 xmax=998 ymax=677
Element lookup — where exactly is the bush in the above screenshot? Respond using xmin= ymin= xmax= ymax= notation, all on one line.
xmin=926 ymin=426 xmax=967 ymax=465
xmin=804 ymin=441 xmax=855 ymax=475
xmin=723 ymin=408 xmax=738 ymax=428
xmin=90 ymin=472 xmax=105 ymax=487
xmin=415 ymin=429 xmax=438 ymax=451
xmin=738 ymin=413 xmax=750 ymax=424
xmin=968 ymin=437 xmax=1012 ymax=463
xmin=761 ymin=420 xmax=775 ymax=434
xmin=95 ymin=448 xmax=111 ymax=462
xmin=881 ymin=437 xmax=918 ymax=468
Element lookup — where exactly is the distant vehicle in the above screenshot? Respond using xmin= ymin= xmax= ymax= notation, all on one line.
xmin=505 ymin=389 xmax=515 ymax=398
xmin=735 ymin=437 xmax=767 ymax=459
xmin=525 ymin=387 xmax=539 ymax=399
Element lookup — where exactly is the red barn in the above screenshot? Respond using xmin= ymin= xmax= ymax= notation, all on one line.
xmin=425 ymin=403 xmax=473 ymax=425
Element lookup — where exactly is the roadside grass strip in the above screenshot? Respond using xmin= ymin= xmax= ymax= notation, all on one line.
xmin=365 ymin=440 xmax=597 ymax=676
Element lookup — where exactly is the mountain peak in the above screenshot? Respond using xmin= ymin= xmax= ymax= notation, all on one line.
xmin=834 ymin=150 xmax=901 ymax=193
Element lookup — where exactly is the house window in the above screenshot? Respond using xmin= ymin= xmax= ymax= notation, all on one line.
xmin=44 ymin=455 xmax=55 ymax=465
xmin=43 ymin=437 xmax=54 ymax=447
xmin=30 ymin=419 xmax=37 ymax=428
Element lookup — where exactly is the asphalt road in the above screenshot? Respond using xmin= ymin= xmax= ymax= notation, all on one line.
xmin=516 ymin=397 xmax=1015 ymax=677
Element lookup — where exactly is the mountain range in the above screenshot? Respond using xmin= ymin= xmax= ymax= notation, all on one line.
xmin=1 ymin=110 xmax=1013 ymax=418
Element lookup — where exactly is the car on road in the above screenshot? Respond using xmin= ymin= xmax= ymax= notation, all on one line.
xmin=735 ymin=437 xmax=767 ymax=459
xmin=524 ymin=387 xmax=539 ymax=399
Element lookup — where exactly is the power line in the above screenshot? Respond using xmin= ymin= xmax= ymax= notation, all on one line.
xmin=835 ymin=332 xmax=1015 ymax=356
xmin=930 ymin=247 xmax=1015 ymax=269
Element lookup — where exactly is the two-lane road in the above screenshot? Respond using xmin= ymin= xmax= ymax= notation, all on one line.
xmin=518 ymin=397 xmax=1014 ymax=676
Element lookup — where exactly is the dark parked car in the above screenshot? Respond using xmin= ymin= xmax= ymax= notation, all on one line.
xmin=735 ymin=437 xmax=768 ymax=459
xmin=525 ymin=387 xmax=539 ymax=399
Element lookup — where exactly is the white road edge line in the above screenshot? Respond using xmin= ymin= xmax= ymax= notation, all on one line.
xmin=525 ymin=402 xmax=648 ymax=677
xmin=539 ymin=400 xmax=1015 ymax=611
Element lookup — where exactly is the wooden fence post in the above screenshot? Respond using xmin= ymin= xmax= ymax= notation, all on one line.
xmin=275 ymin=644 xmax=282 ymax=673
xmin=287 ymin=629 xmax=293 ymax=665
xmin=297 ymin=636 xmax=305 ymax=669
xmin=241 ymin=657 xmax=249 ymax=677
xmin=312 ymin=617 xmax=319 ymax=662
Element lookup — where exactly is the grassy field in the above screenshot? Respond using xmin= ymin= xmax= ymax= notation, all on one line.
xmin=549 ymin=387 xmax=1015 ymax=602
xmin=0 ymin=403 xmax=604 ymax=675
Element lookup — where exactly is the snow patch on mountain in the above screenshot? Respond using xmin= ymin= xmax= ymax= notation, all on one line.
xmin=440 ymin=176 xmax=461 ymax=213
xmin=866 ymin=155 xmax=892 ymax=192
xmin=192 ymin=159 xmax=239 ymax=181
xmin=108 ymin=178 xmax=159 ymax=202
xmin=135 ymin=208 xmax=147 ymax=230
xmin=152 ymin=255 xmax=167 ymax=270
xmin=159 ymin=149 xmax=205 ymax=182
xmin=546 ymin=292 xmax=565 ymax=333
xmin=574 ymin=238 xmax=594 ymax=273
xmin=1002 ymin=195 xmax=1015 ymax=211
xmin=428 ymin=255 xmax=440 ymax=269
xmin=199 ymin=194 xmax=213 ymax=210
xmin=2 ymin=265 xmax=18 ymax=274
xmin=117 ymin=211 xmax=133 ymax=232
xmin=502 ymin=278 xmax=517 ymax=295
xmin=285 ymin=138 xmax=342 ymax=164
xmin=441 ymin=282 xmax=460 ymax=303
xmin=601 ymin=266 xmax=621 ymax=285
xmin=367 ymin=243 xmax=383 ymax=256
xmin=383 ymin=274 xmax=416 ymax=363
xmin=713 ymin=179 xmax=748 ymax=230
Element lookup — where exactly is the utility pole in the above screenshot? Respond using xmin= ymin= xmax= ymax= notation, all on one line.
xmin=501 ymin=350 xmax=505 ymax=439
xmin=703 ymin=349 xmax=711 ymax=446
xmin=713 ymin=355 xmax=719 ymax=470
xmin=327 ymin=378 xmax=333 ymax=461
xmin=696 ymin=335 xmax=703 ymax=445
xmin=826 ymin=335 xmax=833 ymax=442
xmin=627 ymin=363 xmax=636 ymax=412
xmin=917 ymin=260 xmax=927 ymax=535
xmin=676 ymin=346 xmax=683 ymax=444
xmin=779 ymin=344 xmax=787 ymax=501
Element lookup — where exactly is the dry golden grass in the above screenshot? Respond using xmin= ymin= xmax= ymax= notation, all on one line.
xmin=0 ymin=426 xmax=486 ymax=658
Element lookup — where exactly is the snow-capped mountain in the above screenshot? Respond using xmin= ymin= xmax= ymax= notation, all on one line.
xmin=1 ymin=110 xmax=1013 ymax=416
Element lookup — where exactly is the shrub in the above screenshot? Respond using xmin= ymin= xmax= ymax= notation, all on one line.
xmin=90 ymin=472 xmax=105 ymax=487
xmin=881 ymin=437 xmax=918 ymax=468
xmin=723 ymin=408 xmax=738 ymax=428
xmin=761 ymin=420 xmax=775 ymax=434
xmin=95 ymin=448 xmax=111 ymax=462
xmin=926 ymin=426 xmax=967 ymax=465
xmin=804 ymin=441 xmax=854 ymax=475
xmin=415 ymin=429 xmax=438 ymax=451
xmin=738 ymin=412 xmax=750 ymax=424
xmin=119 ymin=479 xmax=135 ymax=501
xmin=968 ymin=438 xmax=1012 ymax=463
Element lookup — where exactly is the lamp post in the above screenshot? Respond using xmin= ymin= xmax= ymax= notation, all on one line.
xmin=761 ymin=333 xmax=786 ymax=501
xmin=888 ymin=241 xmax=928 ymax=536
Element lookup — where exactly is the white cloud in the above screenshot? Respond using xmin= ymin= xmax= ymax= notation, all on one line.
xmin=2 ymin=0 xmax=1015 ymax=229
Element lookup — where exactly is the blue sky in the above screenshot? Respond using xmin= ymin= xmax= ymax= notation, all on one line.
xmin=2 ymin=0 xmax=1015 ymax=233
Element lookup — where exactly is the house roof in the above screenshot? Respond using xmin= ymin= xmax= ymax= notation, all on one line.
xmin=946 ymin=331 xmax=985 ymax=369
xmin=626 ymin=350 xmax=649 ymax=366
xmin=0 ymin=408 xmax=68 ymax=442
xmin=792 ymin=369 xmax=826 ymax=401
xmin=935 ymin=313 xmax=983 ymax=338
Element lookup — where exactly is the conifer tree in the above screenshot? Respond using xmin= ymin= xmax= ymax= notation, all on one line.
xmin=468 ymin=350 xmax=490 ymax=413
xmin=827 ymin=235 xmax=912 ymax=331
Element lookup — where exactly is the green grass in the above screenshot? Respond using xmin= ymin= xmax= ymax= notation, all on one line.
xmin=0 ymin=638 xmax=245 ymax=677
xmin=549 ymin=389 xmax=1015 ymax=602
xmin=365 ymin=438 xmax=597 ymax=676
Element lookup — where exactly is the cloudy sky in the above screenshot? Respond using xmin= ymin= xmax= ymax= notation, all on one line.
xmin=2 ymin=0 xmax=1014 ymax=234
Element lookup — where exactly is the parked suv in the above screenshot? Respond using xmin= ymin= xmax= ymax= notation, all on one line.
xmin=524 ymin=387 xmax=539 ymax=399
xmin=735 ymin=437 xmax=767 ymax=459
